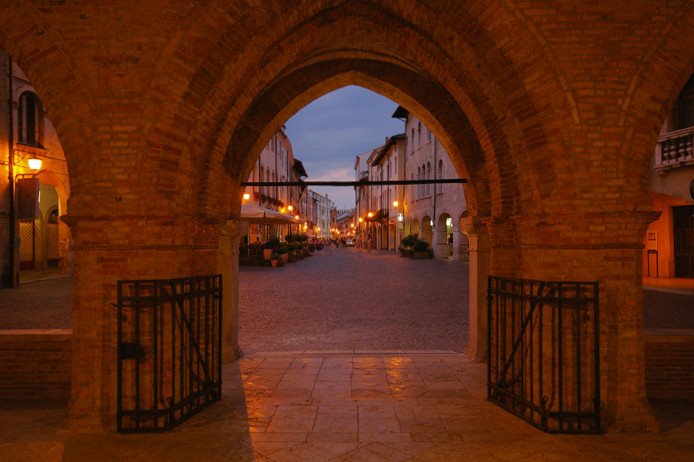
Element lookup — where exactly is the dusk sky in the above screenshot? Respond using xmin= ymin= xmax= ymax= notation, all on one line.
xmin=284 ymin=86 xmax=405 ymax=210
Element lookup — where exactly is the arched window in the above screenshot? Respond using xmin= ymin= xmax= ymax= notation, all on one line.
xmin=18 ymin=92 xmax=43 ymax=147
xmin=426 ymin=162 xmax=431 ymax=196
xmin=410 ymin=128 xmax=415 ymax=153
xmin=259 ymin=167 xmax=264 ymax=195
xmin=417 ymin=122 xmax=421 ymax=146
xmin=417 ymin=166 xmax=421 ymax=198
xmin=410 ymin=173 xmax=415 ymax=201
xmin=427 ymin=127 xmax=432 ymax=142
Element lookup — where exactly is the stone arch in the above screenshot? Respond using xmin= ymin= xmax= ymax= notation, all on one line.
xmin=136 ymin=0 xmax=582 ymax=227
xmin=411 ymin=218 xmax=420 ymax=238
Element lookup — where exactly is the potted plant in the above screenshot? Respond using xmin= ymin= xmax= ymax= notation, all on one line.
xmin=270 ymin=253 xmax=280 ymax=267
xmin=263 ymin=236 xmax=280 ymax=260
xmin=399 ymin=235 xmax=417 ymax=258
xmin=412 ymin=239 xmax=434 ymax=259
xmin=278 ymin=245 xmax=290 ymax=264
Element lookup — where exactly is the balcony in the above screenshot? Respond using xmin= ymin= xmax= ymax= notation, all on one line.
xmin=655 ymin=126 xmax=694 ymax=173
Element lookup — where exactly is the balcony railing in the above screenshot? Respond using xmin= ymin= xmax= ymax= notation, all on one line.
xmin=655 ymin=126 xmax=694 ymax=171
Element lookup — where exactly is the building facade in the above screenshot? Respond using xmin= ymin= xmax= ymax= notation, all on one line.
xmin=642 ymin=73 xmax=694 ymax=280
xmin=353 ymin=109 xmax=468 ymax=259
xmin=301 ymin=190 xmax=335 ymax=238
xmin=398 ymin=107 xmax=468 ymax=259
xmin=0 ymin=49 xmax=71 ymax=287
xmin=242 ymin=128 xmax=306 ymax=243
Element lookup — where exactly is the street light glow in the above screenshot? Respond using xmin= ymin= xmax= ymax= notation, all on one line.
xmin=242 ymin=193 xmax=250 ymax=200
xmin=392 ymin=200 xmax=399 ymax=207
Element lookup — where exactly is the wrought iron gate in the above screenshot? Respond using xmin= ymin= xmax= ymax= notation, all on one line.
xmin=117 ymin=275 xmax=222 ymax=432
xmin=487 ymin=277 xmax=600 ymax=434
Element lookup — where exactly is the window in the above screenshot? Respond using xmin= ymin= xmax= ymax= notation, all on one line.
xmin=18 ymin=92 xmax=42 ymax=147
xmin=417 ymin=122 xmax=421 ymax=147
xmin=437 ymin=160 xmax=444 ymax=193
xmin=417 ymin=166 xmax=421 ymax=198
xmin=410 ymin=128 xmax=415 ymax=153
xmin=426 ymin=162 xmax=431 ymax=196
xmin=427 ymin=127 xmax=432 ymax=142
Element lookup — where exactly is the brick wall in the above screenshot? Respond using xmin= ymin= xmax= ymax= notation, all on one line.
xmin=0 ymin=330 xmax=71 ymax=401
xmin=645 ymin=330 xmax=694 ymax=399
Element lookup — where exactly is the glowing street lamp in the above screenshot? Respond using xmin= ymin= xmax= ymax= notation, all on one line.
xmin=27 ymin=157 xmax=42 ymax=171
xmin=392 ymin=200 xmax=399 ymax=207
xmin=358 ymin=217 xmax=363 ymax=223
xmin=367 ymin=211 xmax=374 ymax=218
xmin=287 ymin=205 xmax=293 ymax=212
xmin=242 ymin=193 xmax=250 ymax=201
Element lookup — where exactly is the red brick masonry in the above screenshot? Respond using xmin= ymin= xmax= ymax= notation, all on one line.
xmin=0 ymin=330 xmax=71 ymax=401
xmin=645 ymin=330 xmax=694 ymax=400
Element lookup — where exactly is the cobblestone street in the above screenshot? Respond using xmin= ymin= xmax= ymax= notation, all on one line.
xmin=239 ymin=248 xmax=469 ymax=355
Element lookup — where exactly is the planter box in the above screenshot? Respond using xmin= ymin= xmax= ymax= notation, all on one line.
xmin=263 ymin=248 xmax=273 ymax=260
xmin=280 ymin=253 xmax=289 ymax=264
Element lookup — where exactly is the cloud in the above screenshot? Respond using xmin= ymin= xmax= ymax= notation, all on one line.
xmin=241 ymin=86 xmax=406 ymax=209
xmin=283 ymin=86 xmax=405 ymax=209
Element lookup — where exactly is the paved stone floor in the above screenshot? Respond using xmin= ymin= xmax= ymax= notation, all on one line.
xmin=0 ymin=248 xmax=692 ymax=332
xmin=239 ymin=248 xmax=469 ymax=354
xmin=1 ymin=353 xmax=694 ymax=461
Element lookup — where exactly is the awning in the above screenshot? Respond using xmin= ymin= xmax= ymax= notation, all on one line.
xmin=240 ymin=203 xmax=297 ymax=224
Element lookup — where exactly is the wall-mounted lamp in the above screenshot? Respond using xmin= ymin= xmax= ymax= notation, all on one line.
xmin=358 ymin=217 xmax=363 ymax=223
xmin=287 ymin=205 xmax=293 ymax=212
xmin=242 ymin=193 xmax=250 ymax=201
xmin=367 ymin=211 xmax=374 ymax=218
xmin=27 ymin=157 xmax=42 ymax=171
xmin=392 ymin=200 xmax=399 ymax=207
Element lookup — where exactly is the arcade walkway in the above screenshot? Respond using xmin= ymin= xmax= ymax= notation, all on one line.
xmin=1 ymin=352 xmax=693 ymax=461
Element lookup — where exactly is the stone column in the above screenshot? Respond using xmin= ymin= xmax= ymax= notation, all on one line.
xmin=512 ymin=211 xmax=660 ymax=432
xmin=460 ymin=217 xmax=491 ymax=362
xmin=456 ymin=230 xmax=469 ymax=262
xmin=63 ymin=212 xmax=222 ymax=431
xmin=433 ymin=225 xmax=449 ymax=259
xmin=217 ymin=219 xmax=243 ymax=362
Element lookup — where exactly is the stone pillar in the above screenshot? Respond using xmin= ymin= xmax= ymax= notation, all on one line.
xmin=217 ymin=219 xmax=242 ymax=362
xmin=433 ymin=224 xmax=449 ymax=259
xmin=460 ymin=217 xmax=490 ymax=362
xmin=456 ymin=231 xmax=469 ymax=262
xmin=513 ymin=211 xmax=660 ymax=432
xmin=64 ymin=212 xmax=222 ymax=431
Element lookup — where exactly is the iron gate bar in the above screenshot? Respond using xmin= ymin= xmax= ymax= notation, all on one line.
xmin=241 ymin=178 xmax=467 ymax=187
xmin=116 ymin=275 xmax=222 ymax=433
xmin=487 ymin=276 xmax=601 ymax=434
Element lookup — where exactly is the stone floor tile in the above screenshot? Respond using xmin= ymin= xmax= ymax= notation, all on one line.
xmin=313 ymin=405 xmax=359 ymax=433
xmin=252 ymin=441 xmax=338 ymax=462
xmin=358 ymin=405 xmax=400 ymax=433
xmin=266 ymin=405 xmax=318 ymax=433
xmin=308 ymin=441 xmax=361 ymax=457
xmin=342 ymin=442 xmax=412 ymax=462
xmin=307 ymin=433 xmax=360 ymax=443
xmin=250 ymin=432 xmax=309 ymax=442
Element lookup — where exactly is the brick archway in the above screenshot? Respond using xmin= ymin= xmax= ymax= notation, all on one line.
xmin=1 ymin=1 xmax=694 ymax=432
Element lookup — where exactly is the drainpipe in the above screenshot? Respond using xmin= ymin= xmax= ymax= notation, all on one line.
xmin=432 ymin=136 xmax=437 ymax=238
xmin=6 ymin=55 xmax=16 ymax=287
